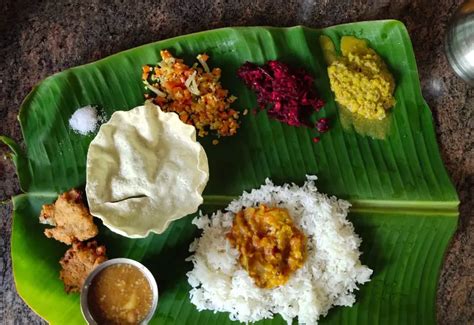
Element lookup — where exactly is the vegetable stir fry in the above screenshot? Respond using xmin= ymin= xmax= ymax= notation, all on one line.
xmin=142 ymin=50 xmax=239 ymax=138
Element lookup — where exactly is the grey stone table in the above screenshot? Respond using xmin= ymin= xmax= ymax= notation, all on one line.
xmin=0 ymin=0 xmax=472 ymax=324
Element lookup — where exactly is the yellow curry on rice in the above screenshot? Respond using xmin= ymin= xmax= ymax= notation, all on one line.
xmin=227 ymin=205 xmax=307 ymax=289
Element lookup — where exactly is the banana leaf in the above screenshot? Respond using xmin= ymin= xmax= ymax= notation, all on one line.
xmin=3 ymin=20 xmax=458 ymax=324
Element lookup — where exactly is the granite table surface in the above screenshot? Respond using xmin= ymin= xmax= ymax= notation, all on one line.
xmin=0 ymin=0 xmax=472 ymax=324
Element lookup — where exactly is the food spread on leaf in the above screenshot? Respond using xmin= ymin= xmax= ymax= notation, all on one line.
xmin=227 ymin=205 xmax=307 ymax=289
xmin=87 ymin=264 xmax=153 ymax=325
xmin=86 ymin=101 xmax=209 ymax=238
xmin=16 ymin=32 xmax=408 ymax=324
xmin=142 ymin=50 xmax=239 ymax=139
xmin=187 ymin=176 xmax=372 ymax=324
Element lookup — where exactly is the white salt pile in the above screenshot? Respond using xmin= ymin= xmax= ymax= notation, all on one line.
xmin=69 ymin=105 xmax=99 ymax=135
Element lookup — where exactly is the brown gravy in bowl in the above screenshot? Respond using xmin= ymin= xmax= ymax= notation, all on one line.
xmin=87 ymin=264 xmax=153 ymax=324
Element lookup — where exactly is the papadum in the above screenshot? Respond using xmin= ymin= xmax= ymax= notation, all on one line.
xmin=86 ymin=101 xmax=209 ymax=238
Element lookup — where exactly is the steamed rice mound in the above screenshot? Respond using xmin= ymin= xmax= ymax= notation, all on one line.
xmin=186 ymin=176 xmax=372 ymax=324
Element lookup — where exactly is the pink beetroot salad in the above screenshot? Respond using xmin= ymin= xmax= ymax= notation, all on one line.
xmin=237 ymin=61 xmax=326 ymax=128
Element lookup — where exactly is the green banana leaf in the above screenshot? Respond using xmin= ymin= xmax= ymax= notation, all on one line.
xmin=3 ymin=20 xmax=458 ymax=324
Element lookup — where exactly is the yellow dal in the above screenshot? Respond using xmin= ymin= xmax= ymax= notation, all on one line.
xmin=327 ymin=36 xmax=396 ymax=120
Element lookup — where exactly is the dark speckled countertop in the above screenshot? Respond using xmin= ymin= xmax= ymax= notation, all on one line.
xmin=1 ymin=0 xmax=472 ymax=324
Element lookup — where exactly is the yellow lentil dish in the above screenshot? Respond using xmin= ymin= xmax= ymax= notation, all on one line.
xmin=227 ymin=205 xmax=307 ymax=289
xmin=87 ymin=264 xmax=153 ymax=325
xmin=142 ymin=50 xmax=239 ymax=138
xmin=326 ymin=36 xmax=396 ymax=120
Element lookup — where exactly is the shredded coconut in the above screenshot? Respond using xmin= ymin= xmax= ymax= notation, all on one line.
xmin=69 ymin=105 xmax=99 ymax=135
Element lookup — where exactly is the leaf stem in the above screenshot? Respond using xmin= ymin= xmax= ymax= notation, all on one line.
xmin=202 ymin=195 xmax=459 ymax=216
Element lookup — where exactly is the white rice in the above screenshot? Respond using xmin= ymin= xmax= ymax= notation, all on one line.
xmin=186 ymin=175 xmax=372 ymax=324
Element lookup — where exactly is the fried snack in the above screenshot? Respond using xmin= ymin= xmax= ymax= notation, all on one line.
xmin=59 ymin=240 xmax=107 ymax=293
xmin=39 ymin=189 xmax=98 ymax=244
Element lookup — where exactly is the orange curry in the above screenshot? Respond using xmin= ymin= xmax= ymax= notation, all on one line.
xmin=227 ymin=205 xmax=307 ymax=288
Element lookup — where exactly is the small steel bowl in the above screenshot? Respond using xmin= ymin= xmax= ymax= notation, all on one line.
xmin=445 ymin=0 xmax=474 ymax=85
xmin=80 ymin=258 xmax=159 ymax=325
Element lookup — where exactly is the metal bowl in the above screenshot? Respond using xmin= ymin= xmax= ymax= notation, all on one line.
xmin=80 ymin=258 xmax=159 ymax=325
xmin=445 ymin=0 xmax=474 ymax=85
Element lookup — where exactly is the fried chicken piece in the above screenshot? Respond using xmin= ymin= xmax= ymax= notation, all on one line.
xmin=59 ymin=240 xmax=107 ymax=293
xmin=39 ymin=189 xmax=98 ymax=244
